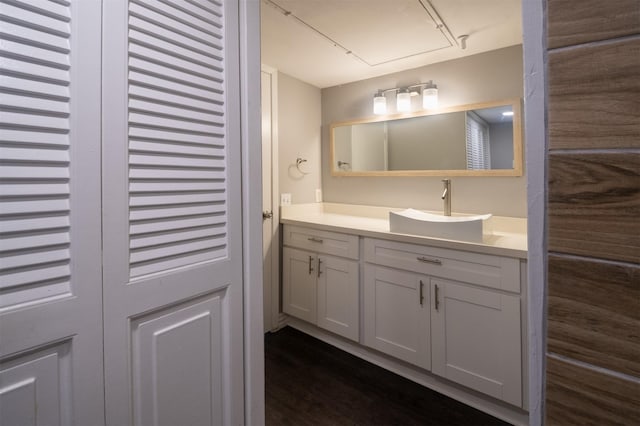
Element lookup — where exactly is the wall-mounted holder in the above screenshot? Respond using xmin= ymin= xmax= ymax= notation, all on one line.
xmin=295 ymin=157 xmax=310 ymax=175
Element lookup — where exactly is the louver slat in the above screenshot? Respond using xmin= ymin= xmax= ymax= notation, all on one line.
xmin=130 ymin=203 xmax=226 ymax=222
xmin=128 ymin=74 xmax=224 ymax=110
xmin=129 ymin=140 xmax=222 ymax=157
xmin=127 ymin=0 xmax=228 ymax=278
xmin=132 ymin=0 xmax=223 ymax=36
xmin=128 ymin=2 xmax=221 ymax=48
xmin=128 ymin=98 xmax=223 ymax=125
xmin=130 ymin=214 xmax=225 ymax=235
xmin=0 ymin=75 xmax=69 ymax=100
xmin=128 ymin=16 xmax=214 ymax=58
xmin=0 ymin=0 xmax=72 ymax=310
xmin=130 ymin=226 xmax=225 ymax=249
xmin=0 ymin=3 xmax=70 ymax=36
xmin=129 ymin=29 xmax=222 ymax=70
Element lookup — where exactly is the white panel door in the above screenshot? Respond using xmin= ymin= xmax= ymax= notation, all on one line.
xmin=363 ymin=265 xmax=430 ymax=369
xmin=0 ymin=1 xmax=104 ymax=425
xmin=431 ymin=279 xmax=522 ymax=407
xmin=102 ymin=0 xmax=244 ymax=424
xmin=316 ymin=255 xmax=359 ymax=341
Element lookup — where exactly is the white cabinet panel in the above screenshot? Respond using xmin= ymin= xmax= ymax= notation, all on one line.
xmin=282 ymin=247 xmax=317 ymax=324
xmin=283 ymin=225 xmax=359 ymax=260
xmin=364 ymin=238 xmax=520 ymax=293
xmin=282 ymin=226 xmax=360 ymax=342
xmin=317 ymin=255 xmax=359 ymax=341
xmin=132 ymin=294 xmax=223 ymax=426
xmin=364 ymin=265 xmax=430 ymax=369
xmin=431 ymin=279 xmax=522 ymax=406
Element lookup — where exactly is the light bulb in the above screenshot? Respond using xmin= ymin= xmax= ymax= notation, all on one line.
xmin=373 ymin=93 xmax=386 ymax=115
xmin=422 ymin=86 xmax=438 ymax=109
xmin=397 ymin=89 xmax=411 ymax=113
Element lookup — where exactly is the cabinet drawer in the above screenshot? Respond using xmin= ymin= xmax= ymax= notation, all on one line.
xmin=283 ymin=225 xmax=359 ymax=260
xmin=364 ymin=238 xmax=520 ymax=293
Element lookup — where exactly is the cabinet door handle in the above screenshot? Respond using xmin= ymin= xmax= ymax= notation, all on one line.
xmin=308 ymin=237 xmax=324 ymax=243
xmin=317 ymin=258 xmax=322 ymax=277
xmin=434 ymin=284 xmax=440 ymax=311
xmin=419 ymin=280 xmax=424 ymax=306
xmin=308 ymin=255 xmax=314 ymax=274
xmin=417 ymin=256 xmax=442 ymax=265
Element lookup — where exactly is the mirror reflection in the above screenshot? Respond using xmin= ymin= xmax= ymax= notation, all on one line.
xmin=331 ymin=99 xmax=522 ymax=177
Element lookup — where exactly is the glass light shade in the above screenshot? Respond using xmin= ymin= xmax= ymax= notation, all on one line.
xmin=422 ymin=86 xmax=438 ymax=109
xmin=396 ymin=89 xmax=411 ymax=112
xmin=373 ymin=94 xmax=387 ymax=115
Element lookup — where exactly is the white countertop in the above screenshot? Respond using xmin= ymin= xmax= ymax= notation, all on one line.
xmin=280 ymin=203 xmax=528 ymax=259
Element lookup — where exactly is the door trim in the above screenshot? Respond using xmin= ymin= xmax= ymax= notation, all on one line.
xmin=521 ymin=0 xmax=547 ymax=424
xmin=241 ymin=2 xmax=266 ymax=425
xmin=261 ymin=64 xmax=281 ymax=332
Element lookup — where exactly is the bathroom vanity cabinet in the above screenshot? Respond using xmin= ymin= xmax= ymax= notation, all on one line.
xmin=363 ymin=238 xmax=522 ymax=407
xmin=279 ymin=205 xmax=528 ymax=423
xmin=282 ymin=226 xmax=359 ymax=341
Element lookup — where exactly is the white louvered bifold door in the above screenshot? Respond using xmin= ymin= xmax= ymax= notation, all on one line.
xmin=102 ymin=1 xmax=244 ymax=424
xmin=0 ymin=1 xmax=104 ymax=425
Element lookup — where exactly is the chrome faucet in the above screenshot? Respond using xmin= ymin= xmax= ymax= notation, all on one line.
xmin=441 ymin=179 xmax=451 ymax=216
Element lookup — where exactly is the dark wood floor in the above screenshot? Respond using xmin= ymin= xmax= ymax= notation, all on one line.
xmin=265 ymin=326 xmax=512 ymax=426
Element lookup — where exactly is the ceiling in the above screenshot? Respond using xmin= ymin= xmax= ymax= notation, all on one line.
xmin=261 ymin=0 xmax=523 ymax=88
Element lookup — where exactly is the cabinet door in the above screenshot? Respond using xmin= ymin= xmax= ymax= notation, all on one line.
xmin=431 ymin=279 xmax=522 ymax=407
xmin=364 ymin=265 xmax=430 ymax=369
xmin=317 ymin=255 xmax=359 ymax=341
xmin=282 ymin=247 xmax=317 ymax=323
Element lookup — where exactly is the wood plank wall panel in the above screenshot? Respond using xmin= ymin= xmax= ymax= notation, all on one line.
xmin=548 ymin=153 xmax=640 ymax=263
xmin=546 ymin=1 xmax=640 ymax=424
xmin=546 ymin=356 xmax=640 ymax=425
xmin=547 ymin=0 xmax=640 ymax=48
xmin=547 ymin=255 xmax=640 ymax=377
xmin=548 ymin=38 xmax=640 ymax=150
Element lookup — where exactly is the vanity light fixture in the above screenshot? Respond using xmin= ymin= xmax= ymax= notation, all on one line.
xmin=373 ymin=92 xmax=387 ymax=114
xmin=502 ymin=111 xmax=514 ymax=117
xmin=396 ymin=88 xmax=411 ymax=113
xmin=422 ymin=81 xmax=438 ymax=109
xmin=372 ymin=81 xmax=439 ymax=115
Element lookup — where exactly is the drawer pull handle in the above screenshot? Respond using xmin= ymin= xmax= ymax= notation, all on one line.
xmin=419 ymin=280 xmax=424 ymax=306
xmin=434 ymin=284 xmax=440 ymax=311
xmin=308 ymin=255 xmax=314 ymax=274
xmin=417 ymin=256 xmax=442 ymax=265
xmin=308 ymin=237 xmax=324 ymax=243
xmin=317 ymin=258 xmax=322 ymax=277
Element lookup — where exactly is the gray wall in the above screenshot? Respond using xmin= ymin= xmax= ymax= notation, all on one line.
xmin=388 ymin=113 xmax=466 ymax=170
xmin=490 ymin=122 xmax=515 ymax=169
xmin=321 ymin=45 xmax=526 ymax=217
xmin=351 ymin=122 xmax=386 ymax=171
xmin=277 ymin=72 xmax=322 ymax=204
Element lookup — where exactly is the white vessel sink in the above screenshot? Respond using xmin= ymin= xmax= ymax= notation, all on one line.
xmin=389 ymin=208 xmax=492 ymax=242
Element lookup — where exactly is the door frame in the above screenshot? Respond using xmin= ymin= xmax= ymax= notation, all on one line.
xmin=261 ymin=64 xmax=281 ymax=332
xmin=240 ymin=1 xmax=266 ymax=424
xmin=522 ymin=0 xmax=547 ymax=424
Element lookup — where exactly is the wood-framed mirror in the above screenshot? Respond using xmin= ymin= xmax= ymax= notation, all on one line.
xmin=330 ymin=98 xmax=523 ymax=177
